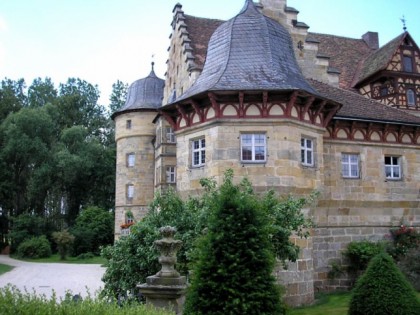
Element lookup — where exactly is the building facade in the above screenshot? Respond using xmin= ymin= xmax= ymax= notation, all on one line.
xmin=112 ymin=0 xmax=420 ymax=306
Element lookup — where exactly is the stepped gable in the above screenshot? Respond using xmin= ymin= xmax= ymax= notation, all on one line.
xmin=183 ymin=15 xmax=223 ymax=70
xmin=172 ymin=0 xmax=318 ymax=103
xmin=112 ymin=63 xmax=165 ymax=118
xmin=310 ymin=79 xmax=420 ymax=125
xmin=355 ymin=33 xmax=405 ymax=85
xmin=309 ymin=33 xmax=373 ymax=89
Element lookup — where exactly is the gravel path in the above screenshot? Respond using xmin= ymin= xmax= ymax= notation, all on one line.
xmin=0 ymin=255 xmax=106 ymax=300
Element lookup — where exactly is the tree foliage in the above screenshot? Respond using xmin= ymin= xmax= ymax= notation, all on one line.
xmin=101 ymin=170 xmax=314 ymax=304
xmin=184 ymin=170 xmax=285 ymax=315
xmin=348 ymin=252 xmax=420 ymax=315
xmin=0 ymin=77 xmax=116 ymax=233
xmin=52 ymin=229 xmax=75 ymax=260
xmin=109 ymin=80 xmax=128 ymax=114
xmin=71 ymin=206 xmax=114 ymax=256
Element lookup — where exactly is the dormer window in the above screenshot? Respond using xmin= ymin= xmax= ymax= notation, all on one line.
xmin=407 ymin=89 xmax=416 ymax=106
xmin=403 ymin=55 xmax=413 ymax=72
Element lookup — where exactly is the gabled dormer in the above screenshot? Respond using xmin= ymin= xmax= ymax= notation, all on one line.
xmin=355 ymin=32 xmax=420 ymax=110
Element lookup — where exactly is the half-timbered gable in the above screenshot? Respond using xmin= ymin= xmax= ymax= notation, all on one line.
xmin=355 ymin=33 xmax=420 ymax=110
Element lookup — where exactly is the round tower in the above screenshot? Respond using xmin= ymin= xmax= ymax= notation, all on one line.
xmin=112 ymin=63 xmax=164 ymax=239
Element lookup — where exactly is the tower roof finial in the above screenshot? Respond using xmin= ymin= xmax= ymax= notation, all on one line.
xmin=400 ymin=15 xmax=407 ymax=32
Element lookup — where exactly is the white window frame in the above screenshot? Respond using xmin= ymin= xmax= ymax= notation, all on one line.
xmin=341 ymin=153 xmax=360 ymax=178
xmin=385 ymin=156 xmax=401 ymax=180
xmin=166 ymin=166 xmax=176 ymax=183
xmin=192 ymin=138 xmax=205 ymax=167
xmin=240 ymin=133 xmax=267 ymax=163
xmin=301 ymin=138 xmax=314 ymax=166
xmin=127 ymin=153 xmax=135 ymax=167
xmin=165 ymin=127 xmax=176 ymax=143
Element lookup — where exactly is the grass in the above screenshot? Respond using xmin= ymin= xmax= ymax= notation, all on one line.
xmin=12 ymin=254 xmax=107 ymax=265
xmin=288 ymin=291 xmax=420 ymax=315
xmin=0 ymin=263 xmax=14 ymax=275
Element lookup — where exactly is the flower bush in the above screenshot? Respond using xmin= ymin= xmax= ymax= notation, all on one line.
xmin=388 ymin=225 xmax=420 ymax=258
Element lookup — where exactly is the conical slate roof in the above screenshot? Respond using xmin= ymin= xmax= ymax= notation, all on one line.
xmin=114 ymin=63 xmax=164 ymax=116
xmin=173 ymin=0 xmax=317 ymax=103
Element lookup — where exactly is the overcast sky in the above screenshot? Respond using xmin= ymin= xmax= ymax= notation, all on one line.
xmin=1 ymin=0 xmax=419 ymax=107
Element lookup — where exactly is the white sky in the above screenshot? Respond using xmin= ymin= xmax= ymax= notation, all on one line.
xmin=0 ymin=0 xmax=419 ymax=107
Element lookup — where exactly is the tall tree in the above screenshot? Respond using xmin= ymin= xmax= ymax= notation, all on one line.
xmin=109 ymin=80 xmax=128 ymax=114
xmin=0 ymin=107 xmax=55 ymax=216
xmin=0 ymin=78 xmax=27 ymax=122
xmin=27 ymin=77 xmax=57 ymax=108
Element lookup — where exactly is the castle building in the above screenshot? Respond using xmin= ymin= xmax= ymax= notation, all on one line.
xmin=112 ymin=0 xmax=420 ymax=306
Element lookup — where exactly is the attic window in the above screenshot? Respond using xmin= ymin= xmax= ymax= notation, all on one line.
xmin=380 ymin=86 xmax=388 ymax=96
xmin=403 ymin=55 xmax=413 ymax=72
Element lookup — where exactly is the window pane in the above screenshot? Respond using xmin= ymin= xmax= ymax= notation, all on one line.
xmin=393 ymin=167 xmax=400 ymax=178
xmin=306 ymin=151 xmax=312 ymax=164
xmin=255 ymin=146 xmax=265 ymax=160
xmin=242 ymin=147 xmax=252 ymax=160
xmin=385 ymin=166 xmax=391 ymax=178
xmin=403 ymin=56 xmax=413 ymax=72
xmin=350 ymin=155 xmax=358 ymax=163
xmin=242 ymin=134 xmax=252 ymax=145
xmin=384 ymin=156 xmax=391 ymax=164
xmin=193 ymin=152 xmax=199 ymax=165
xmin=201 ymin=139 xmax=206 ymax=148
xmin=306 ymin=139 xmax=312 ymax=149
xmin=201 ymin=151 xmax=206 ymax=164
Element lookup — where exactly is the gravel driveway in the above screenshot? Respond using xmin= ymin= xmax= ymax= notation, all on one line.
xmin=0 ymin=255 xmax=105 ymax=300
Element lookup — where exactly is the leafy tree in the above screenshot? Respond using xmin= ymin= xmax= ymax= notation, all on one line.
xmin=52 ymin=229 xmax=75 ymax=260
xmin=27 ymin=77 xmax=57 ymax=108
xmin=71 ymin=206 xmax=114 ymax=256
xmin=0 ymin=78 xmax=26 ymax=122
xmin=109 ymin=80 xmax=128 ymax=114
xmin=348 ymin=252 xmax=420 ymax=315
xmin=184 ymin=170 xmax=285 ymax=315
xmin=0 ymin=107 xmax=55 ymax=216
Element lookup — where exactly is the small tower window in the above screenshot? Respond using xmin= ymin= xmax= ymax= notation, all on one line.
xmin=126 ymin=184 xmax=134 ymax=203
xmin=126 ymin=120 xmax=132 ymax=129
xmin=407 ymin=89 xmax=416 ymax=106
xmin=127 ymin=153 xmax=135 ymax=167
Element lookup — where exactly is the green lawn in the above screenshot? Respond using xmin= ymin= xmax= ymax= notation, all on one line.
xmin=0 ymin=263 xmax=14 ymax=275
xmin=288 ymin=291 xmax=420 ymax=315
xmin=12 ymin=254 xmax=106 ymax=265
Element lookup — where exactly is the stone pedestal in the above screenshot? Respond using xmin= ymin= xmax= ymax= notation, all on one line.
xmin=138 ymin=226 xmax=187 ymax=314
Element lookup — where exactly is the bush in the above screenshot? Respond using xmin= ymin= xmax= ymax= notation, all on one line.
xmin=16 ymin=235 xmax=52 ymax=258
xmin=9 ymin=214 xmax=49 ymax=253
xmin=388 ymin=225 xmax=420 ymax=259
xmin=77 ymin=252 xmax=95 ymax=260
xmin=397 ymin=247 xmax=420 ymax=291
xmin=0 ymin=285 xmax=171 ymax=315
xmin=344 ymin=240 xmax=383 ymax=277
xmin=52 ymin=230 xmax=75 ymax=260
xmin=348 ymin=252 xmax=420 ymax=315
xmin=71 ymin=206 xmax=114 ymax=256
xmin=184 ymin=171 xmax=285 ymax=315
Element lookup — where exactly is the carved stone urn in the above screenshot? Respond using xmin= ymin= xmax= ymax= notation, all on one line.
xmin=138 ymin=226 xmax=187 ymax=314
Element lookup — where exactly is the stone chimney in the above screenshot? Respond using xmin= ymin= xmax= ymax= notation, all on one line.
xmin=362 ymin=32 xmax=379 ymax=50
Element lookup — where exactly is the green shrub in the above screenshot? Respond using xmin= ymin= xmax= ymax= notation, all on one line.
xmin=71 ymin=206 xmax=114 ymax=256
xmin=52 ymin=229 xmax=75 ymax=260
xmin=397 ymin=247 xmax=420 ymax=291
xmin=348 ymin=252 xmax=420 ymax=315
xmin=16 ymin=235 xmax=52 ymax=258
xmin=388 ymin=225 xmax=420 ymax=259
xmin=0 ymin=285 xmax=171 ymax=315
xmin=184 ymin=171 xmax=285 ymax=315
xmin=9 ymin=214 xmax=49 ymax=253
xmin=344 ymin=240 xmax=383 ymax=277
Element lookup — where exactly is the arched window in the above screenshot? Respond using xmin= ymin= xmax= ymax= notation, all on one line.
xmin=407 ymin=89 xmax=416 ymax=106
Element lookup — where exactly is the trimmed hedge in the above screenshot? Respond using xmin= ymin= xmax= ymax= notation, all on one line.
xmin=348 ymin=252 xmax=420 ymax=315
